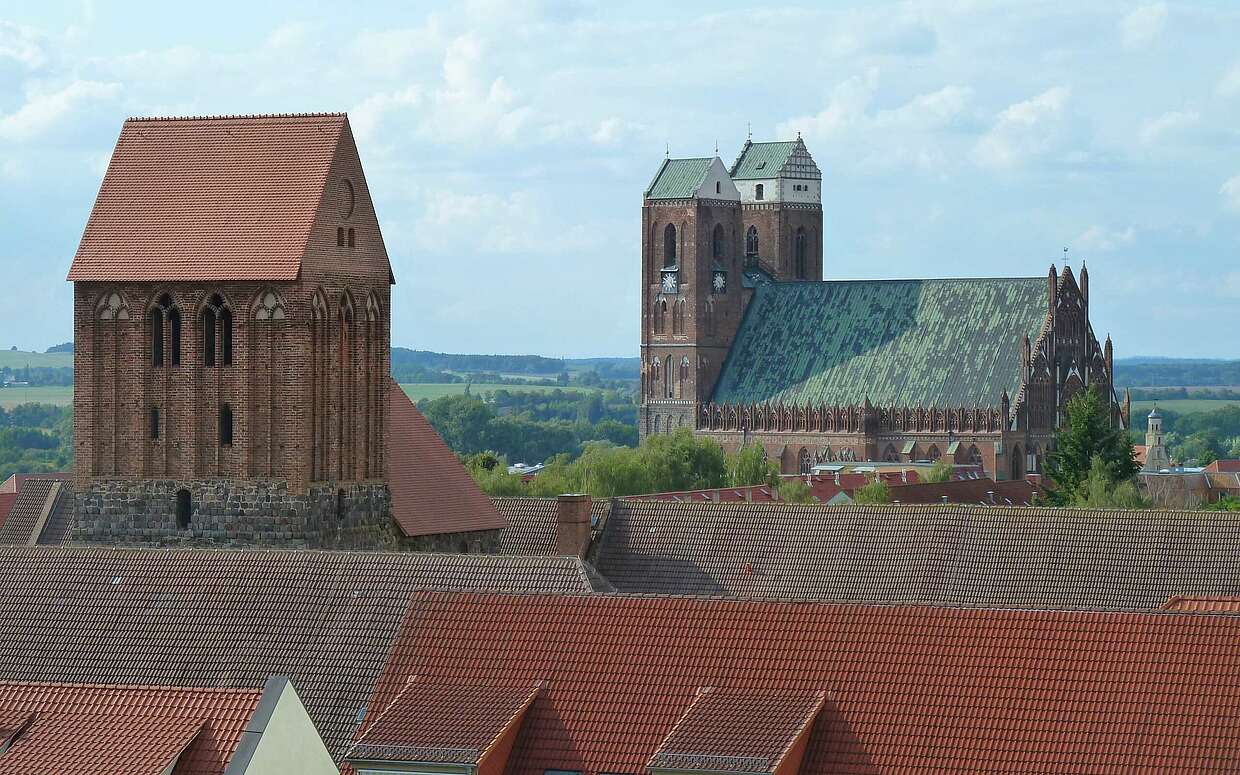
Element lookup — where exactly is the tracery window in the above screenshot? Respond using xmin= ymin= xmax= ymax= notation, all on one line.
xmin=745 ymin=226 xmax=759 ymax=257
xmin=203 ymin=294 xmax=232 ymax=367
xmin=663 ymin=224 xmax=677 ymax=268
xmin=96 ymin=292 xmax=130 ymax=321
xmin=254 ymin=291 xmax=287 ymax=320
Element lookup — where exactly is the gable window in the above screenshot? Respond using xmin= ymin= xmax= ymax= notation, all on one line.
xmin=663 ymin=223 xmax=677 ymax=268
xmin=715 ymin=181 xmax=721 ymax=194
xmin=755 ymin=183 xmax=764 ymax=201
xmin=337 ymin=227 xmax=345 ymax=247
xmin=219 ymin=404 xmax=233 ymax=447
xmin=348 ymin=227 xmax=356 ymax=248
xmin=745 ymin=225 xmax=758 ymax=257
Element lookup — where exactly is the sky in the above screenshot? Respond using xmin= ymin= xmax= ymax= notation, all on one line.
xmin=0 ymin=0 xmax=1238 ymax=359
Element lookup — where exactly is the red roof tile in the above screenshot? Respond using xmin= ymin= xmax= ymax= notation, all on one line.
xmin=0 ymin=681 xmax=261 ymax=775
xmin=1207 ymin=460 xmax=1240 ymax=473
xmin=1162 ymin=596 xmax=1240 ymax=612
xmin=67 ymin=114 xmax=346 ymax=282
xmin=387 ymin=379 xmax=506 ymax=537
xmin=350 ymin=680 xmax=540 ymax=765
xmin=371 ymin=592 xmax=1240 ymax=774
xmin=649 ymin=688 xmax=825 ymax=773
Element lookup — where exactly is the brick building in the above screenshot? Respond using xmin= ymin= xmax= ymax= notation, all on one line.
xmin=67 ymin=113 xmax=504 ymax=547
xmin=640 ymin=138 xmax=1125 ymax=478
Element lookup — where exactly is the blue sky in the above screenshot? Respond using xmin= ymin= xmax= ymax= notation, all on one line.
xmin=1 ymin=0 xmax=1238 ymax=358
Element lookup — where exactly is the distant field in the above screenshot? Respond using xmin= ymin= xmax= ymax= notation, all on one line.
xmin=0 ymin=385 xmax=73 ymax=408
xmin=399 ymin=382 xmax=594 ymax=401
xmin=1131 ymin=399 xmax=1240 ymax=415
xmin=0 ymin=350 xmax=72 ymax=369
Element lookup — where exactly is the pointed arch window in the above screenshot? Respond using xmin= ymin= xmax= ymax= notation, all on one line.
xmin=926 ymin=444 xmax=941 ymax=461
xmin=664 ymin=355 xmax=673 ymax=399
xmin=795 ymin=228 xmax=808 ymax=280
xmin=254 ymin=291 xmax=287 ymax=321
xmin=745 ymin=226 xmax=759 ymax=258
xmin=679 ymin=356 xmax=690 ymax=399
xmin=663 ymin=224 xmax=677 ymax=268
xmin=96 ymin=292 xmax=130 ymax=321
xmin=203 ymin=294 xmax=232 ymax=367
xmin=712 ymin=223 xmax=725 ymax=260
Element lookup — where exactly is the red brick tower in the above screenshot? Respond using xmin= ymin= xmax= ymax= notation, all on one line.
xmin=729 ymin=137 xmax=823 ymax=281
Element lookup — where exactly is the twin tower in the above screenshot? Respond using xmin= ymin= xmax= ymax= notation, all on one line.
xmin=640 ymin=138 xmax=823 ymax=435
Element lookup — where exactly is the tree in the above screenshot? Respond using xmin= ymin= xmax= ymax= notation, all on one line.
xmin=417 ymin=394 xmax=494 ymax=453
xmin=852 ymin=476 xmax=891 ymax=504
xmin=776 ymin=477 xmax=815 ymax=503
xmin=1070 ymin=455 xmax=1148 ymax=509
xmin=924 ymin=459 xmax=953 ymax=483
xmin=1046 ymin=386 xmax=1138 ymax=504
xmin=1205 ymin=495 xmax=1240 ymax=512
xmin=729 ymin=442 xmax=778 ymax=487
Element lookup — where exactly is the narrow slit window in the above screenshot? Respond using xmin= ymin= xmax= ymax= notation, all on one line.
xmin=150 ymin=407 xmax=160 ymax=440
xmin=347 ymin=228 xmax=356 ymax=248
xmin=219 ymin=404 xmax=233 ymax=447
xmin=175 ymin=489 xmax=191 ymax=530
xmin=337 ymin=227 xmax=345 ymax=247
xmin=203 ymin=307 xmax=217 ymax=367
xmin=150 ymin=308 xmax=164 ymax=367
xmin=220 ymin=307 xmax=233 ymax=366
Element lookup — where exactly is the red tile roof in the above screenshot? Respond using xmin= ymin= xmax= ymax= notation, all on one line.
xmin=387 ymin=379 xmax=506 ymax=537
xmin=1206 ymin=460 xmax=1240 ymax=473
xmin=67 ymin=114 xmax=346 ymax=282
xmin=649 ymin=688 xmax=825 ymax=774
xmin=0 ymin=681 xmax=261 ymax=775
xmin=0 ymin=478 xmax=65 ymax=545
xmin=350 ymin=680 xmax=540 ymax=765
xmin=372 ymin=592 xmax=1240 ymax=774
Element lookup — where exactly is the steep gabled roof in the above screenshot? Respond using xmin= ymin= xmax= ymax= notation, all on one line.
xmin=67 ymin=113 xmax=347 ymax=282
xmin=0 ymin=546 xmax=595 ymax=760
xmin=0 ymin=478 xmax=66 ymax=545
xmin=729 ymin=138 xmax=821 ymax=181
xmin=592 ymin=501 xmax=1240 ymax=608
xmin=0 ymin=681 xmax=262 ymax=775
xmin=645 ymin=158 xmax=713 ymax=199
xmin=369 ymin=591 xmax=1240 ymax=775
xmin=712 ymin=278 xmax=1048 ymax=407
xmin=387 ymin=379 xmax=507 ymax=537
xmin=494 ymin=497 xmax=613 ymax=555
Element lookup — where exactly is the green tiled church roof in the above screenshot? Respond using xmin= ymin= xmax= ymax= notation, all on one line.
xmin=645 ymin=158 xmax=712 ymax=200
xmin=711 ymin=278 xmax=1049 ymax=408
xmin=729 ymin=141 xmax=796 ymax=179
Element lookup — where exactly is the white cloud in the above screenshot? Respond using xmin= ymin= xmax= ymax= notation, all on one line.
xmin=778 ymin=68 xmax=879 ymax=139
xmin=350 ymin=86 xmax=421 ymax=143
xmin=1121 ymin=3 xmax=1168 ymax=49
xmin=1219 ymin=60 xmax=1240 ymax=97
xmin=874 ymin=85 xmax=972 ymax=130
xmin=828 ymin=14 xmax=937 ymax=57
xmin=973 ymin=86 xmax=1070 ymax=169
xmin=415 ymin=189 xmax=590 ymax=254
xmin=590 ymin=117 xmax=645 ymax=147
xmin=0 ymin=21 xmax=45 ymax=68
xmin=0 ymin=80 xmax=120 ymax=142
xmin=1138 ymin=109 xmax=1199 ymax=145
xmin=1076 ymin=225 xmax=1135 ymax=252
xmin=1222 ymin=174 xmax=1240 ymax=213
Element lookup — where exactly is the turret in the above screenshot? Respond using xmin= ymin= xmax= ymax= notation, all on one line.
xmin=1047 ymin=264 xmax=1057 ymax=311
xmin=1080 ymin=261 xmax=1089 ymax=307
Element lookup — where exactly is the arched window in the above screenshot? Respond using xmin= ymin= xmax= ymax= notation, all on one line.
xmin=799 ymin=447 xmax=811 ymax=474
xmin=202 ymin=294 xmax=231 ymax=367
xmin=795 ymin=228 xmax=808 ymax=279
xmin=967 ymin=445 xmax=983 ymax=467
xmin=1011 ymin=444 xmax=1024 ymax=480
xmin=712 ymin=223 xmax=725 ymax=260
xmin=175 ymin=489 xmax=191 ymax=530
xmin=655 ymin=299 xmax=667 ymax=335
xmin=169 ymin=308 xmax=181 ymax=366
xmin=254 ymin=291 xmax=287 ymax=320
xmin=755 ymin=183 xmax=764 ymax=201
xmin=96 ymin=291 xmax=130 ymax=321
xmin=745 ymin=226 xmax=759 ymax=257
xmin=653 ymin=415 xmax=661 ymax=434
xmin=664 ymin=355 xmax=673 ymax=399
xmin=663 ymin=224 xmax=677 ymax=268
xmin=150 ymin=307 xmax=164 ymax=367
xmin=927 ymin=444 xmax=941 ymax=461
xmin=883 ymin=444 xmax=899 ymax=462
xmin=366 ymin=293 xmax=381 ymax=322
xmin=312 ymin=289 xmax=329 ymax=322
xmin=219 ymin=404 xmax=233 ymax=447
xmin=680 ymin=356 xmax=690 ymax=398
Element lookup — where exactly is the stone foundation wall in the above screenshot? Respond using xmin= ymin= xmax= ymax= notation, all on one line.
xmin=72 ymin=479 xmax=500 ymax=551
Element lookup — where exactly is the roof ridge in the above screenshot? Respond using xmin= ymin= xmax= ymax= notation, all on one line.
xmin=125 ymin=112 xmax=346 ymax=122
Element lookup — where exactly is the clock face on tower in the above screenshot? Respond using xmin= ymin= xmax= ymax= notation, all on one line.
xmin=661 ymin=271 xmax=679 ymax=294
xmin=712 ymin=270 xmax=727 ymax=293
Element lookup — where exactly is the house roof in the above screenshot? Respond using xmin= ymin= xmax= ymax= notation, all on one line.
xmin=387 ymin=378 xmax=507 ymax=537
xmin=728 ymin=141 xmax=798 ymax=180
xmin=648 ymin=688 xmax=825 ymax=774
xmin=645 ymin=158 xmax=713 ymax=200
xmin=0 ymin=478 xmax=69 ymax=545
xmin=349 ymin=680 xmax=540 ymax=765
xmin=494 ymin=497 xmax=613 ymax=555
xmin=0 ymin=546 xmax=596 ymax=761
xmin=886 ymin=477 xmax=1041 ymax=505
xmin=67 ymin=113 xmax=347 ymax=282
xmin=591 ymin=501 xmax=1240 ymax=608
xmin=0 ymin=681 xmax=262 ymax=775
xmin=1207 ymin=460 xmax=1240 ymax=473
xmin=369 ymin=591 xmax=1240 ymax=775
xmin=712 ymin=278 xmax=1048 ymax=407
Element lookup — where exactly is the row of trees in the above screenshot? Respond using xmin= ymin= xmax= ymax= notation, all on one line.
xmin=0 ymin=404 xmax=72 ymax=482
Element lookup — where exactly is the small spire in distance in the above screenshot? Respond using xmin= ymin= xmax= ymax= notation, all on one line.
xmin=747 ymin=121 xmax=752 ymax=141
xmin=665 ymin=142 xmax=669 ymax=159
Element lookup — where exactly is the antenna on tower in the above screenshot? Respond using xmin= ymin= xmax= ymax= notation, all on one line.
xmin=747 ymin=121 xmax=752 ymax=141
xmin=715 ymin=139 xmax=719 ymax=155
xmin=665 ymin=142 xmax=669 ymax=159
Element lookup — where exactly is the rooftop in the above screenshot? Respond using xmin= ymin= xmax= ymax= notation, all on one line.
xmin=645 ymin=158 xmax=714 ymax=200
xmin=370 ymin=591 xmax=1240 ymax=775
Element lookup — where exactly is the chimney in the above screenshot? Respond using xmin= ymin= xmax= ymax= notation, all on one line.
xmin=555 ymin=494 xmax=592 ymax=558
xmin=986 ymin=490 xmax=995 ymax=505
xmin=941 ymin=495 xmax=949 ymax=504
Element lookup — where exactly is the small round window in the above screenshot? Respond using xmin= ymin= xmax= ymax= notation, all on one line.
xmin=338 ymin=178 xmax=355 ymax=219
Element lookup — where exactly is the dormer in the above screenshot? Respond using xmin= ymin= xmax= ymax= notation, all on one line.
xmin=645 ymin=157 xmax=740 ymax=202
xmin=729 ymin=138 xmax=822 ymax=205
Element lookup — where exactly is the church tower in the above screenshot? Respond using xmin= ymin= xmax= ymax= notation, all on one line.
xmin=640 ymin=157 xmax=744 ymax=437
xmin=1143 ymin=405 xmax=1171 ymax=471
xmin=729 ymin=137 xmax=823 ymax=281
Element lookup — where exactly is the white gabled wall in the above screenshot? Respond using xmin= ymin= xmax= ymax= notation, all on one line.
xmin=693 ymin=158 xmax=740 ymax=201
xmin=227 ymin=680 xmax=337 ymax=775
